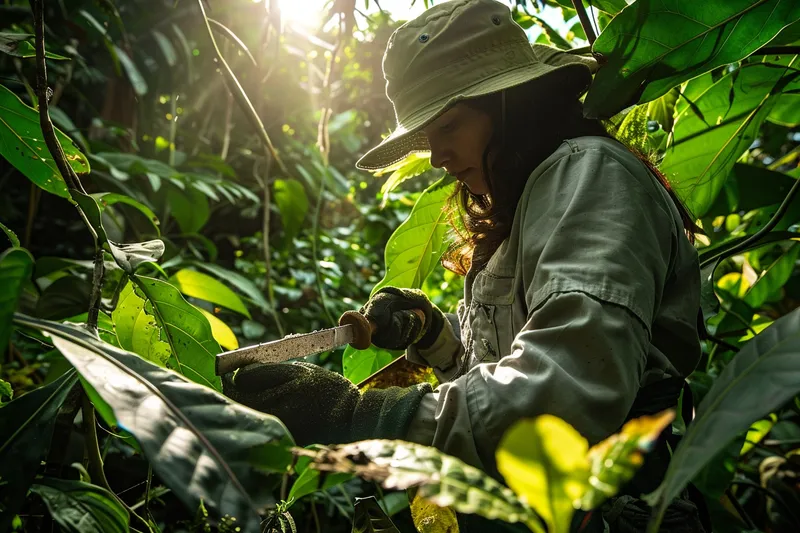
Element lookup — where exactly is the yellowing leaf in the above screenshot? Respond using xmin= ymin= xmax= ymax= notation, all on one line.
xmin=410 ymin=492 xmax=459 ymax=533
xmin=580 ymin=410 xmax=674 ymax=510
xmin=199 ymin=308 xmax=238 ymax=351
xmin=169 ymin=268 xmax=251 ymax=318
xmin=496 ymin=416 xmax=589 ymax=533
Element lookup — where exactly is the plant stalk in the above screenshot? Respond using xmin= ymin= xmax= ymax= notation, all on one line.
xmin=571 ymin=0 xmax=597 ymax=45
xmin=29 ymin=0 xmax=84 ymax=193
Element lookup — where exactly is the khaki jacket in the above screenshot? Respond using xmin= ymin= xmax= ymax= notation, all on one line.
xmin=405 ymin=136 xmax=701 ymax=472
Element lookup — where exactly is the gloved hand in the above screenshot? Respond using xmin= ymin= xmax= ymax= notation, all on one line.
xmin=222 ymin=361 xmax=432 ymax=446
xmin=359 ymin=287 xmax=445 ymax=351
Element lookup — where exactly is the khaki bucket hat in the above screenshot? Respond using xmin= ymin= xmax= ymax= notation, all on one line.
xmin=356 ymin=0 xmax=598 ymax=171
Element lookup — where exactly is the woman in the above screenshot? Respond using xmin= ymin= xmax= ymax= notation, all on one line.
xmin=225 ymin=0 xmax=706 ymax=530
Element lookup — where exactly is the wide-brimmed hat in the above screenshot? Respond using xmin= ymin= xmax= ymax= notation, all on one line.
xmin=356 ymin=0 xmax=598 ymax=171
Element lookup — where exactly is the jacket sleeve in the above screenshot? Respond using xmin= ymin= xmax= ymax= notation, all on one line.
xmin=404 ymin=146 xmax=678 ymax=471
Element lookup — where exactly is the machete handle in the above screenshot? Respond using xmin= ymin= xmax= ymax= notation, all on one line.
xmin=338 ymin=308 xmax=426 ymax=350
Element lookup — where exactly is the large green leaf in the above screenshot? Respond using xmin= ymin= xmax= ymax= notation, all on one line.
xmin=31 ymin=478 xmax=129 ymax=533
xmin=497 ymin=417 xmax=589 ymax=533
xmin=0 ymin=33 xmax=69 ymax=59
xmin=169 ymin=268 xmax=251 ymax=318
xmin=288 ymin=448 xmax=353 ymax=502
xmin=343 ymin=177 xmax=454 ymax=384
xmin=298 ymin=439 xmax=541 ymax=532
xmin=115 ymin=277 xmax=222 ymax=390
xmin=113 ymin=282 xmax=171 ymax=367
xmin=705 ymin=164 xmax=798 ymax=218
xmin=187 ymin=261 xmax=271 ymax=313
xmin=0 ymin=84 xmax=90 ymax=199
xmin=648 ymin=307 xmax=800 ymax=526
xmin=585 ymin=0 xmax=800 ymax=118
xmin=767 ymin=93 xmax=800 ymax=126
xmin=352 ymin=496 xmax=401 ymax=533
xmin=167 ymin=186 xmax=210 ymax=234
xmin=0 ymin=248 xmax=33 ymax=355
xmin=662 ymin=58 xmax=798 ymax=217
xmin=273 ymin=179 xmax=309 ymax=242
xmin=14 ymin=315 xmax=293 ymax=533
xmin=0 ymin=370 xmax=79 ymax=533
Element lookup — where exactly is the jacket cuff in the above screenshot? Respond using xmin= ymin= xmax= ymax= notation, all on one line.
xmin=406 ymin=314 xmax=463 ymax=380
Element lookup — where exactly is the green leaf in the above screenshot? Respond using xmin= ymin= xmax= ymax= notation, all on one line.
xmin=0 ymin=248 xmax=33 ymax=355
xmin=0 ymin=370 xmax=79 ymax=532
xmin=288 ymin=449 xmax=353 ymax=502
xmin=344 ymin=177 xmax=454 ymax=384
xmin=93 ymin=192 xmax=160 ymax=235
xmin=151 ymin=30 xmax=177 ymax=67
xmin=0 ymin=222 xmax=20 ymax=248
xmin=662 ymin=59 xmax=798 ymax=217
xmin=112 ymin=45 xmax=148 ymax=96
xmin=373 ymin=176 xmax=455 ymax=295
xmin=273 ymin=179 xmax=309 ymax=242
xmin=72 ymin=191 xmax=165 ymax=273
xmin=0 ymin=84 xmax=90 ymax=198
xmin=705 ymin=164 xmax=798 ymax=218
xmin=168 ymin=186 xmax=210 ymax=234
xmin=647 ymin=88 xmax=680 ymax=132
xmin=496 ymin=416 xmax=588 ymax=533
xmin=0 ymin=379 xmax=11 ymax=405
xmin=615 ymin=104 xmax=650 ymax=154
xmin=113 ymin=281 xmax=172 ymax=367
xmin=31 ymin=478 xmax=129 ymax=533
xmin=742 ymin=243 xmax=799 ymax=308
xmin=553 ymin=0 xmax=627 ymax=16
xmin=198 ymin=308 xmax=239 ymax=351
xmin=14 ymin=315 xmax=293 ymax=533
xmin=169 ymin=269 xmax=251 ymax=318
xmin=168 ymin=269 xmax=251 ymax=318
xmin=585 ymin=0 xmax=800 ymax=118
xmin=767 ymin=93 xmax=800 ymax=126
xmin=648 ymin=306 xmax=800 ymax=524
xmin=299 ymin=439 xmax=540 ymax=531
xmin=0 ymin=33 xmax=70 ymax=60
xmin=343 ymin=344 xmax=401 ymax=385
xmin=376 ymin=152 xmax=435 ymax=207
xmin=133 ymin=276 xmax=223 ymax=390
xmin=740 ymin=414 xmax=777 ymax=455
xmin=352 ymin=496 xmax=401 ymax=533
xmin=187 ymin=261 xmax=271 ymax=313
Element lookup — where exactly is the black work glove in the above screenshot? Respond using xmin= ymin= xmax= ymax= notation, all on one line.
xmin=359 ymin=287 xmax=445 ymax=351
xmin=222 ymin=362 xmax=432 ymax=446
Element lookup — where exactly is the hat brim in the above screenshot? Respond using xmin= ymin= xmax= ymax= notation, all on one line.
xmin=356 ymin=61 xmax=593 ymax=171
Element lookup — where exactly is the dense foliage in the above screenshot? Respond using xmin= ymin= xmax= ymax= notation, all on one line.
xmin=1 ymin=0 xmax=800 ymax=532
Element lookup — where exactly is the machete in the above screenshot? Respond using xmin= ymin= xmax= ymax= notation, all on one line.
xmin=214 ymin=308 xmax=425 ymax=376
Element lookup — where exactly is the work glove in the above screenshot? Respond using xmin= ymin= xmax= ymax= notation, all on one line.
xmin=222 ymin=361 xmax=432 ymax=446
xmin=359 ymin=287 xmax=445 ymax=351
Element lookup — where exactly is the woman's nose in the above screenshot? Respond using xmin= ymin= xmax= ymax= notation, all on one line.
xmin=428 ymin=142 xmax=449 ymax=170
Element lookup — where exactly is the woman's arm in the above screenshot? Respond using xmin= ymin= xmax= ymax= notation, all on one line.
xmin=405 ymin=142 xmax=685 ymax=472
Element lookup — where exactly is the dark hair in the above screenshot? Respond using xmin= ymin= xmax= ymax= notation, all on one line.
xmin=441 ymin=78 xmax=699 ymax=276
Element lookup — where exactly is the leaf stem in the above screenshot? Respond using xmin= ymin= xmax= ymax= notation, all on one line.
xmin=81 ymin=388 xmax=112 ymax=491
xmin=699 ymin=177 xmax=800 ymax=269
xmin=571 ymin=0 xmax=597 ymax=45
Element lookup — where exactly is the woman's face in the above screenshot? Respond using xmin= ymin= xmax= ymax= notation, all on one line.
xmin=422 ymin=103 xmax=493 ymax=196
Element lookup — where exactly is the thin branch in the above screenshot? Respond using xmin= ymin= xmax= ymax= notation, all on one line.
xmin=81 ymin=390 xmax=112 ymax=491
xmin=700 ymin=177 xmax=800 ymax=269
xmin=29 ymin=0 xmax=84 ymax=193
xmin=572 ymin=0 xmax=597 ymax=45
xmin=31 ymin=0 xmax=104 ymax=333
xmin=195 ymin=0 xmax=289 ymax=176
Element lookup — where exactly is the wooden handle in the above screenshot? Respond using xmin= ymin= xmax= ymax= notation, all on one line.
xmin=338 ymin=308 xmax=426 ymax=350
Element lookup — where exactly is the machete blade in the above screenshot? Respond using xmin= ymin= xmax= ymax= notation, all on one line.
xmin=215 ymin=324 xmax=355 ymax=375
